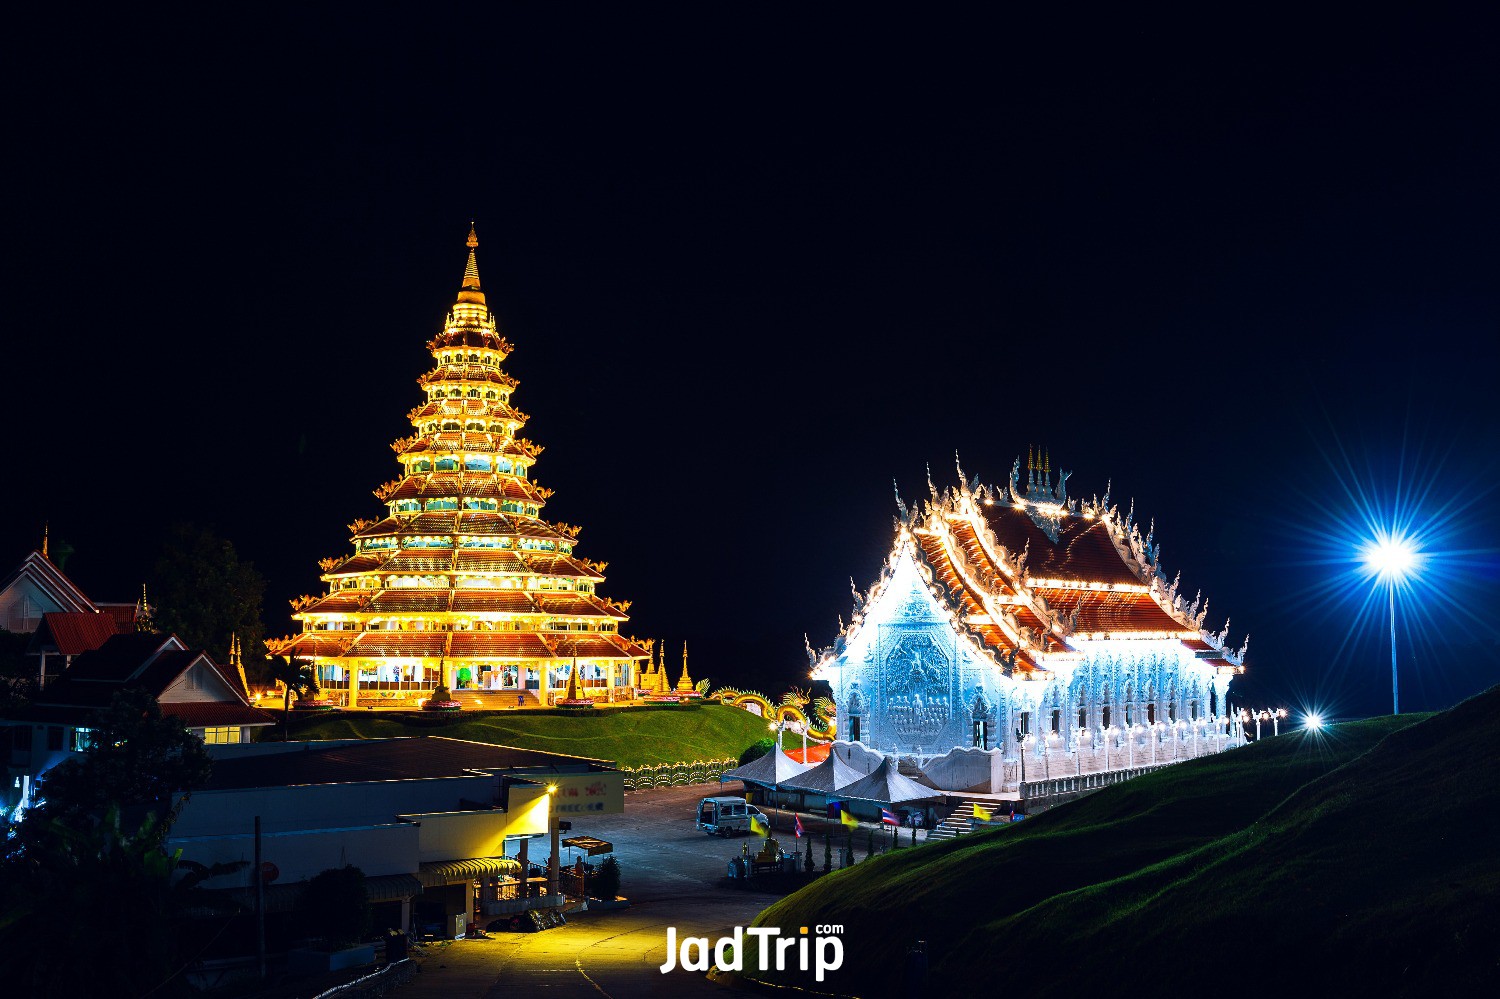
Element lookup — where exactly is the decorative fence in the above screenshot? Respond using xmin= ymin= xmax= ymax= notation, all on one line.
xmin=620 ymin=757 xmax=738 ymax=791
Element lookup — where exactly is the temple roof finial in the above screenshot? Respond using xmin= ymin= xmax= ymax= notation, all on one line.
xmin=457 ymin=223 xmax=486 ymax=305
xmin=42 ymin=522 xmax=49 ymax=558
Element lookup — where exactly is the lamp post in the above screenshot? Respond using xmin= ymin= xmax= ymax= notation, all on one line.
xmin=1362 ymin=532 xmax=1418 ymax=715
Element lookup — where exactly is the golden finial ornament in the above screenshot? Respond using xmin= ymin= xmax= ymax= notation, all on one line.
xmin=42 ymin=522 xmax=49 ymax=558
xmin=457 ymin=223 xmax=486 ymax=304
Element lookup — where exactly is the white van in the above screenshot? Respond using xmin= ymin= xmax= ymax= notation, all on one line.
xmin=696 ymin=796 xmax=767 ymax=836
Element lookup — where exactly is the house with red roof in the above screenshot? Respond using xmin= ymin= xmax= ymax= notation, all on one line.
xmin=3 ymin=632 xmax=274 ymax=820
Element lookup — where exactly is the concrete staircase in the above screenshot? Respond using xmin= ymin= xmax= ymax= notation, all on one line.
xmin=927 ymin=798 xmax=1003 ymax=841
xmin=452 ymin=688 xmax=542 ymax=709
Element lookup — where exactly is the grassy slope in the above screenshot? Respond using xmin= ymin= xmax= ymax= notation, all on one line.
xmin=279 ymin=703 xmax=781 ymax=767
xmin=754 ymin=697 xmax=1500 ymax=996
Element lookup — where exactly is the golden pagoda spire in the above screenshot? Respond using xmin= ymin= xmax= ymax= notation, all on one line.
xmin=676 ymin=640 xmax=694 ymax=693
xmin=457 ymin=223 xmax=486 ymax=306
xmin=41 ymin=522 xmax=49 ymax=559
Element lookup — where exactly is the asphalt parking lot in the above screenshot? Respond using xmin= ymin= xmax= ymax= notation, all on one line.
xmin=397 ymin=781 xmax=807 ymax=998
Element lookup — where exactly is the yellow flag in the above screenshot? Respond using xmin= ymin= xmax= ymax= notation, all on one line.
xmin=839 ymin=808 xmax=859 ymax=830
xmin=750 ymin=814 xmax=770 ymax=836
xmin=972 ymin=804 xmax=993 ymax=822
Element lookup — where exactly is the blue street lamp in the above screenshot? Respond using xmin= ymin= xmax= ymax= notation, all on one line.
xmin=1361 ymin=532 xmax=1420 ymax=715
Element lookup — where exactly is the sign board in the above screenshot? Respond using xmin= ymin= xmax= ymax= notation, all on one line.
xmin=549 ymin=770 xmax=625 ymax=817
xmin=260 ymin=861 xmax=280 ymax=884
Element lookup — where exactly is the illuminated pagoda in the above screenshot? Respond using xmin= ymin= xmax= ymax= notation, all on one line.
xmin=811 ymin=452 xmax=1248 ymax=788
xmin=270 ymin=228 xmax=647 ymax=706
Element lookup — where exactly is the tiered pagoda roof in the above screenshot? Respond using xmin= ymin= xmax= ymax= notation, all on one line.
xmin=269 ymin=228 xmax=648 ymax=682
xmin=814 ymin=452 xmax=1247 ymax=686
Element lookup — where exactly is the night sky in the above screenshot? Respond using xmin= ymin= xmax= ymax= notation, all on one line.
xmin=9 ymin=11 xmax=1498 ymax=718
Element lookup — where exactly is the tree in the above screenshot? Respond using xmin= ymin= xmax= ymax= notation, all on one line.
xmin=267 ymin=655 xmax=320 ymax=738
xmin=738 ymin=736 xmax=776 ymax=766
xmin=824 ymin=831 xmax=832 ymax=872
xmin=866 ymin=829 xmax=876 ymax=859
xmin=299 ymin=866 xmax=370 ymax=950
xmin=151 ymin=523 xmax=268 ymax=667
xmin=0 ymin=690 xmax=222 ymax=997
xmin=804 ymin=834 xmax=814 ymax=873
xmin=24 ymin=687 xmax=213 ymax=838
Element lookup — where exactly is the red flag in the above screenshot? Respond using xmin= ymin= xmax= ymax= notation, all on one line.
xmin=794 ymin=814 xmax=804 ymax=838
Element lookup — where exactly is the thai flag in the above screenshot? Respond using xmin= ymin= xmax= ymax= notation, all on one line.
xmin=794 ymin=814 xmax=804 ymax=838
xmin=881 ymin=808 xmax=899 ymax=825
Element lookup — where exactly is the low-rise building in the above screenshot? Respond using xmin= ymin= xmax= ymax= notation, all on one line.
xmin=170 ymin=737 xmax=623 ymax=938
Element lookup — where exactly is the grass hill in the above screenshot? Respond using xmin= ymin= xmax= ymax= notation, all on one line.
xmin=277 ymin=702 xmax=779 ymax=767
xmin=753 ymin=686 xmax=1500 ymax=997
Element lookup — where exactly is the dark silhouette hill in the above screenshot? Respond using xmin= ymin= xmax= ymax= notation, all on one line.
xmin=753 ymin=686 xmax=1500 ymax=996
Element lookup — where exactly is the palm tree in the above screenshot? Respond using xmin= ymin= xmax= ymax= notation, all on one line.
xmin=267 ymin=656 xmax=319 ymax=739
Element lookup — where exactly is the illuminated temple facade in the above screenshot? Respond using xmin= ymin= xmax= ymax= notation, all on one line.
xmin=270 ymin=229 xmax=647 ymax=705
xmin=811 ymin=455 xmax=1248 ymax=785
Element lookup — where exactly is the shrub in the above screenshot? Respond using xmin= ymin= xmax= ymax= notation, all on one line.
xmin=299 ymin=865 xmax=370 ymax=950
xmin=591 ymin=856 xmax=621 ymax=900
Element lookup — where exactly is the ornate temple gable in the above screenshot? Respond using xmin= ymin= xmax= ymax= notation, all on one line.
xmin=811 ymin=523 xmax=1051 ymax=689
xmin=814 ymin=456 xmax=1247 ymax=697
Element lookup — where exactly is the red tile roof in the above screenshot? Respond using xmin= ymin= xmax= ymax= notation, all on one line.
xmin=447 ymin=633 xmax=554 ymax=658
xmin=453 ymin=550 xmax=528 ymax=573
xmin=369 ymin=590 xmax=452 ymax=613
xmin=164 ymin=701 xmax=275 ymax=728
xmin=347 ymin=633 xmax=449 ymax=657
xmin=1035 ymin=587 xmax=1184 ymax=633
xmin=548 ymin=635 xmax=638 ymax=659
xmin=980 ymin=507 xmax=1140 ymax=585
xmin=533 ymin=594 xmax=626 ymax=618
xmin=31 ymin=612 xmax=122 ymax=655
xmin=449 ymin=590 xmax=535 ymax=614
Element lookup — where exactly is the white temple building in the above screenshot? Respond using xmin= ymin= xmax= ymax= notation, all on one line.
xmin=811 ymin=454 xmax=1248 ymax=796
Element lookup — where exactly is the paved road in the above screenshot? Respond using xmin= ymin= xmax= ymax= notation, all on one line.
xmin=397 ymin=782 xmax=792 ymax=998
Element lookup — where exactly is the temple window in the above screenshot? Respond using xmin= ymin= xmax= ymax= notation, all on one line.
xmin=496 ymin=459 xmax=512 ymax=473
xmin=485 ymin=390 xmax=497 ymax=399
xmin=436 ymin=458 xmax=459 ymax=471
xmin=1018 ymin=712 xmax=1031 ymax=737
xmin=424 ymin=498 xmax=458 ymax=511
xmin=1050 ymin=709 xmax=1061 ymax=733
xmin=463 ymin=498 xmax=498 ymax=511
xmin=465 ymin=456 xmax=491 ymax=472
xmin=516 ymin=465 xmax=527 ymax=478
xmin=449 ymin=389 xmax=461 ymax=398
xmin=1102 ymin=706 xmax=1112 ymax=727
xmin=1147 ymin=704 xmax=1156 ymax=725
xmin=467 ymin=388 xmax=480 ymax=399
xmin=1078 ymin=708 xmax=1087 ymax=730
xmin=526 ymin=505 xmax=538 ymax=516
